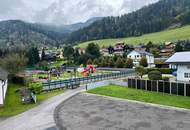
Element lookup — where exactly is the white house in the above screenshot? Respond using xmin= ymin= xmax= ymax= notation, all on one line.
xmin=166 ymin=52 xmax=190 ymax=82
xmin=127 ymin=50 xmax=154 ymax=67
xmin=0 ymin=68 xmax=8 ymax=105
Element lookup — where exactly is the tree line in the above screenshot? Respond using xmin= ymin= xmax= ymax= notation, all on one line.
xmin=64 ymin=0 xmax=190 ymax=44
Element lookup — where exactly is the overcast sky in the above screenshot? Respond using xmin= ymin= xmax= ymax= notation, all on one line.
xmin=0 ymin=0 xmax=158 ymax=25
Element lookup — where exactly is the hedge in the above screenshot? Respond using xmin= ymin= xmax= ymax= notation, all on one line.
xmin=147 ymin=68 xmax=172 ymax=74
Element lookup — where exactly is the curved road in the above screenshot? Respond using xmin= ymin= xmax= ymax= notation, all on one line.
xmin=0 ymin=87 xmax=85 ymax=130
xmin=54 ymin=93 xmax=190 ymax=130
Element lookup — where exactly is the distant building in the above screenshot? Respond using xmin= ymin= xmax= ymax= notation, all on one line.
xmin=113 ymin=42 xmax=125 ymax=56
xmin=127 ymin=50 xmax=154 ymax=67
xmin=0 ymin=68 xmax=8 ymax=105
xmin=166 ymin=51 xmax=190 ymax=82
xmin=78 ymin=48 xmax=86 ymax=55
xmin=159 ymin=42 xmax=175 ymax=58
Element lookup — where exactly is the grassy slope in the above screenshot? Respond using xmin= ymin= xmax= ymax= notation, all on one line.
xmin=88 ymin=85 xmax=190 ymax=109
xmin=77 ymin=25 xmax=190 ymax=48
xmin=0 ymin=84 xmax=65 ymax=117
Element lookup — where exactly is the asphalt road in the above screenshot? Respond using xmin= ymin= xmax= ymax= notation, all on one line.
xmin=55 ymin=93 xmax=190 ymax=130
xmin=0 ymin=87 xmax=85 ymax=130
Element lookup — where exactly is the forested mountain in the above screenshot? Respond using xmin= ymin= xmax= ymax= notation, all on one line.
xmin=0 ymin=20 xmax=66 ymax=48
xmin=0 ymin=17 xmax=102 ymax=48
xmin=65 ymin=0 xmax=190 ymax=44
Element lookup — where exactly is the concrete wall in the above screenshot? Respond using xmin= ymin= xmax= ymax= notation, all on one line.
xmin=0 ymin=80 xmax=8 ymax=105
xmin=177 ymin=65 xmax=190 ymax=82
xmin=87 ymin=80 xmax=127 ymax=90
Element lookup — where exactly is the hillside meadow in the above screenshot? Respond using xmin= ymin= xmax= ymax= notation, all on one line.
xmin=76 ymin=25 xmax=190 ymax=48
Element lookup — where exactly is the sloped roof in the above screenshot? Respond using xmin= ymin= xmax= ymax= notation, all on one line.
xmin=166 ymin=51 xmax=190 ymax=64
xmin=132 ymin=50 xmax=153 ymax=56
xmin=0 ymin=67 xmax=8 ymax=80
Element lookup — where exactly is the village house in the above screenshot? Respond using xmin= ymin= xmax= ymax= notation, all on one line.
xmin=127 ymin=50 xmax=154 ymax=67
xmin=166 ymin=51 xmax=190 ymax=82
xmin=159 ymin=42 xmax=175 ymax=58
xmin=0 ymin=67 xmax=8 ymax=105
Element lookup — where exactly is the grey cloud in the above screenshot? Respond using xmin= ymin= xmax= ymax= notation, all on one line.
xmin=0 ymin=0 xmax=159 ymax=25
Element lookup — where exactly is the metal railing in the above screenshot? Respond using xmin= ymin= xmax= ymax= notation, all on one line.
xmin=42 ymin=70 xmax=135 ymax=91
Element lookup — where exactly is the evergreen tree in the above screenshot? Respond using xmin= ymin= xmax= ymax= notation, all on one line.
xmin=140 ymin=57 xmax=148 ymax=67
xmin=125 ymin=58 xmax=134 ymax=68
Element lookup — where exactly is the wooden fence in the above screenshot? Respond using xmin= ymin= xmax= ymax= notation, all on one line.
xmin=42 ymin=70 xmax=135 ymax=91
xmin=128 ymin=78 xmax=190 ymax=97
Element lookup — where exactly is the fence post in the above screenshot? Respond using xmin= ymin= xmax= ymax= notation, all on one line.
xmin=157 ymin=80 xmax=159 ymax=93
xmin=177 ymin=82 xmax=179 ymax=96
xmin=136 ymin=79 xmax=137 ymax=89
xmin=184 ymin=83 xmax=187 ymax=96
xmin=145 ymin=80 xmax=147 ymax=91
xmin=170 ymin=82 xmax=172 ymax=95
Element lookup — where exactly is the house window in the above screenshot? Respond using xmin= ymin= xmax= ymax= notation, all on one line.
xmin=184 ymin=73 xmax=190 ymax=78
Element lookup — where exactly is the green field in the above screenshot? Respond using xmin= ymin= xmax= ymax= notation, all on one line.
xmin=0 ymin=84 xmax=65 ymax=117
xmin=88 ymin=85 xmax=190 ymax=109
xmin=77 ymin=25 xmax=190 ymax=48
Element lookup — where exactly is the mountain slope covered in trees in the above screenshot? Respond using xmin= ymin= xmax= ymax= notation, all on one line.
xmin=77 ymin=25 xmax=190 ymax=48
xmin=65 ymin=0 xmax=190 ymax=44
xmin=0 ymin=17 xmax=103 ymax=48
xmin=0 ymin=20 xmax=66 ymax=48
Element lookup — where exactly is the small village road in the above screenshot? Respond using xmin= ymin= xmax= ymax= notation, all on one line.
xmin=0 ymin=87 xmax=85 ymax=130
xmin=55 ymin=93 xmax=190 ymax=130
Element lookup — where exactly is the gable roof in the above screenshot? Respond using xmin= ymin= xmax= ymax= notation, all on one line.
xmin=166 ymin=51 xmax=190 ymax=64
xmin=129 ymin=50 xmax=153 ymax=56
xmin=0 ymin=67 xmax=8 ymax=80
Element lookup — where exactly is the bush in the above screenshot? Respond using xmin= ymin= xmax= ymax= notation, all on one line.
xmin=29 ymin=82 xmax=43 ymax=94
xmin=135 ymin=66 xmax=147 ymax=78
xmin=148 ymin=70 xmax=162 ymax=80
xmin=147 ymin=68 xmax=172 ymax=74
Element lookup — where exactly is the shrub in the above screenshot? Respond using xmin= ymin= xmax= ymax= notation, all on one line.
xmin=148 ymin=70 xmax=162 ymax=80
xmin=29 ymin=82 xmax=43 ymax=94
xmin=147 ymin=68 xmax=172 ymax=74
xmin=135 ymin=66 xmax=147 ymax=78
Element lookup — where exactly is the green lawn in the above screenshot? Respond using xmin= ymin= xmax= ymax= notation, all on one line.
xmin=0 ymin=84 xmax=65 ymax=117
xmin=77 ymin=25 xmax=190 ymax=48
xmin=88 ymin=85 xmax=190 ymax=109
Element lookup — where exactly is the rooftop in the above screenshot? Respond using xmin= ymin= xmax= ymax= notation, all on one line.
xmin=0 ymin=67 xmax=8 ymax=80
xmin=132 ymin=50 xmax=153 ymax=56
xmin=166 ymin=51 xmax=190 ymax=64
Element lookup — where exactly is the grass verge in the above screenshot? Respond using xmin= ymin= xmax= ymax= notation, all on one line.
xmin=87 ymin=85 xmax=190 ymax=109
xmin=0 ymin=83 xmax=65 ymax=117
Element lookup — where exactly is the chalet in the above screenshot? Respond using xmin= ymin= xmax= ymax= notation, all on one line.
xmin=159 ymin=42 xmax=175 ymax=58
xmin=0 ymin=68 xmax=8 ymax=105
xmin=127 ymin=50 xmax=154 ymax=67
xmin=166 ymin=52 xmax=190 ymax=82
xmin=113 ymin=42 xmax=125 ymax=56
xmin=100 ymin=48 xmax=110 ymax=56
xmin=134 ymin=45 xmax=146 ymax=52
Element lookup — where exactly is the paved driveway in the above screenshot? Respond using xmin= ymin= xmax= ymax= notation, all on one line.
xmin=0 ymin=87 xmax=85 ymax=130
xmin=55 ymin=93 xmax=190 ymax=130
